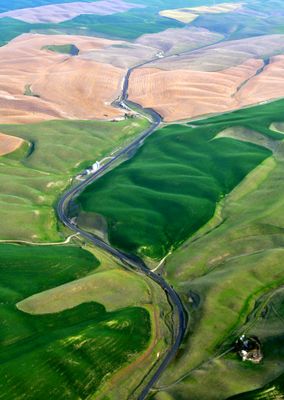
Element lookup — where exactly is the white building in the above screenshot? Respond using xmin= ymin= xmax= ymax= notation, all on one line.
xmin=91 ymin=161 xmax=100 ymax=172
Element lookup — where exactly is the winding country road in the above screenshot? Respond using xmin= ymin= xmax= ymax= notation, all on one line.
xmin=57 ymin=59 xmax=187 ymax=400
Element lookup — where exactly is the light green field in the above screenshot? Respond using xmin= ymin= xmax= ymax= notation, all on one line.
xmin=0 ymin=117 xmax=149 ymax=241
xmin=0 ymin=241 xmax=172 ymax=399
xmin=150 ymin=100 xmax=284 ymax=399
xmin=0 ymin=7 xmax=183 ymax=47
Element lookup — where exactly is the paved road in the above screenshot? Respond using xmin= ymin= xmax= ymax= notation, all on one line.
xmin=57 ymin=59 xmax=187 ymax=400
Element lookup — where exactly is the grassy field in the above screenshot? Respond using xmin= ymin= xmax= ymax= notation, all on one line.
xmin=42 ymin=43 xmax=79 ymax=55
xmin=229 ymin=374 xmax=284 ymax=399
xmin=0 ymin=17 xmax=34 ymax=46
xmin=0 ymin=243 xmax=161 ymax=399
xmin=58 ymin=9 xmax=183 ymax=40
xmin=0 ymin=118 xmax=149 ymax=242
xmin=0 ymin=0 xmax=284 ymax=46
xmin=150 ymin=100 xmax=284 ymax=399
xmin=0 ymin=7 xmax=183 ymax=46
xmin=77 ymin=105 xmax=274 ymax=260
xmin=226 ymin=287 xmax=284 ymax=400
xmin=13 ymin=244 xmax=173 ymax=399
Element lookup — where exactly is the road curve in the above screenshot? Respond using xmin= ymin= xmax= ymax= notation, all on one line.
xmin=57 ymin=60 xmax=187 ymax=400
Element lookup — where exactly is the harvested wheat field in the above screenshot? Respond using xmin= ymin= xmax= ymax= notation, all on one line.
xmin=82 ymin=26 xmax=223 ymax=69
xmin=135 ymin=27 xmax=223 ymax=55
xmin=235 ymin=55 xmax=284 ymax=106
xmin=129 ymin=34 xmax=284 ymax=121
xmin=189 ymin=2 xmax=243 ymax=14
xmin=0 ymin=132 xmax=23 ymax=156
xmin=159 ymin=9 xmax=198 ymax=24
xmin=159 ymin=2 xmax=243 ymax=23
xmin=81 ymin=42 xmax=158 ymax=69
xmin=151 ymin=35 xmax=284 ymax=72
xmin=128 ymin=59 xmax=264 ymax=121
xmin=0 ymin=0 xmax=143 ymax=23
xmin=31 ymin=57 xmax=124 ymax=120
xmin=0 ymin=33 xmax=127 ymax=123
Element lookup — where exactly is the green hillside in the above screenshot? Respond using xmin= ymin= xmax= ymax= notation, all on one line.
xmin=0 ymin=244 xmax=151 ymax=399
xmin=0 ymin=118 xmax=149 ymax=241
xmin=77 ymin=102 xmax=280 ymax=260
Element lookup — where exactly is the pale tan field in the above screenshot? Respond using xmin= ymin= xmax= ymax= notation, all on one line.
xmin=2 ymin=29 xmax=284 ymax=125
xmin=270 ymin=122 xmax=284 ymax=134
xmin=159 ymin=10 xmax=197 ymax=24
xmin=128 ymin=59 xmax=264 ymax=121
xmin=0 ymin=0 xmax=143 ymax=23
xmin=82 ymin=26 xmax=223 ymax=68
xmin=235 ymin=55 xmax=284 ymax=106
xmin=190 ymin=2 xmax=243 ymax=14
xmin=0 ymin=26 xmax=228 ymax=124
xmin=0 ymin=132 xmax=23 ymax=156
xmin=136 ymin=27 xmax=223 ymax=55
xmin=0 ymin=34 xmax=126 ymax=123
xmin=151 ymin=35 xmax=284 ymax=72
xmin=81 ymin=42 xmax=158 ymax=69
xmin=160 ymin=2 xmax=243 ymax=23
xmin=128 ymin=34 xmax=284 ymax=121
xmin=17 ymin=269 xmax=152 ymax=314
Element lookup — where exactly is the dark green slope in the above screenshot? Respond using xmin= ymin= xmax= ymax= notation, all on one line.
xmin=77 ymin=100 xmax=284 ymax=260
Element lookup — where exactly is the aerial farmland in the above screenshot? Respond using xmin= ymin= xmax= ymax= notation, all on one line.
xmin=0 ymin=0 xmax=284 ymax=399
